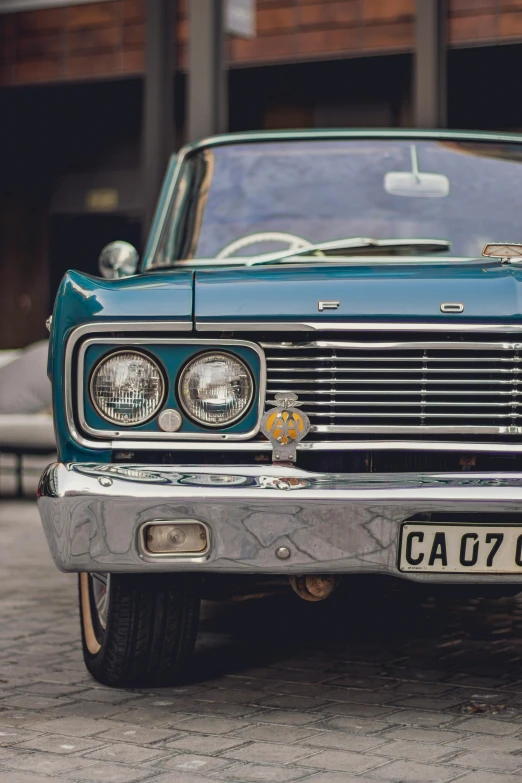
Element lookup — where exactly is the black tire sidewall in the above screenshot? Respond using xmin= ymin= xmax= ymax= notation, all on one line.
xmin=78 ymin=572 xmax=201 ymax=687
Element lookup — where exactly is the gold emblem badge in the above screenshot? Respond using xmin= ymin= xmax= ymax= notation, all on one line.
xmin=261 ymin=393 xmax=311 ymax=464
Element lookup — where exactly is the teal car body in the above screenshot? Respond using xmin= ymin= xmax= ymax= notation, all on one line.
xmin=50 ymin=128 xmax=522 ymax=462
xmin=40 ymin=127 xmax=522 ymax=686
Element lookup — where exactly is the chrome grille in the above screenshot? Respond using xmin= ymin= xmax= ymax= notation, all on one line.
xmin=261 ymin=340 xmax=522 ymax=435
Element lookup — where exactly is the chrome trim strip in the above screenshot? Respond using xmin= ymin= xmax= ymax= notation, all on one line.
xmin=42 ymin=462 xmax=522 ymax=493
xmin=267 ymin=357 xmax=521 ymax=363
xmin=271 ymin=401 xmax=521 ymax=408
xmin=198 ymin=322 xmax=522 ymax=333
xmin=267 ymin=390 xmax=522 ymax=396
xmin=269 ymin=394 xmax=522 ymax=400
xmin=268 ymin=378 xmax=522 ymax=385
xmin=268 ymin=367 xmax=522 ymax=374
xmin=175 ymin=130 xmax=522 ymax=153
xmin=112 ymin=439 xmax=522 ymax=453
xmin=308 ymin=414 xmax=519 ymax=420
xmin=76 ymin=337 xmax=266 ymax=442
xmin=311 ymin=425 xmax=522 ymax=434
xmin=143 ymin=151 xmax=187 ymax=267
xmin=262 ymin=340 xmax=522 ymax=351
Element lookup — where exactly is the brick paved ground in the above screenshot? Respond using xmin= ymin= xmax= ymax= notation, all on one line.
xmin=4 ymin=500 xmax=522 ymax=782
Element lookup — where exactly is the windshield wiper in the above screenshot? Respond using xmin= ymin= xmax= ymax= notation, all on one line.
xmin=246 ymin=237 xmax=451 ymax=267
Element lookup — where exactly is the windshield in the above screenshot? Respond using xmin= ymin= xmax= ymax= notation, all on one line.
xmin=152 ymin=138 xmax=522 ymax=267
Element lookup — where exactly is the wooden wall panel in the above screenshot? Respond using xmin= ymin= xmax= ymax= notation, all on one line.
xmin=500 ymin=10 xmax=522 ymax=35
xmin=226 ymin=0 xmax=415 ymax=67
xmin=15 ymin=7 xmax=63 ymax=31
xmin=448 ymin=0 xmax=522 ymax=43
xmin=15 ymin=58 xmax=62 ymax=83
xmin=121 ymin=45 xmax=144 ymax=71
xmin=299 ymin=3 xmax=359 ymax=27
xmin=363 ymin=21 xmax=414 ymax=50
xmin=0 ymin=0 xmax=144 ymax=85
xmin=15 ymin=31 xmax=62 ymax=60
xmin=65 ymin=2 xmax=121 ymax=29
xmin=452 ymin=0 xmax=496 ymax=10
xmin=297 ymin=26 xmax=359 ymax=56
xmin=449 ymin=12 xmax=497 ymax=41
xmin=67 ymin=26 xmax=121 ymax=54
xmin=257 ymin=5 xmax=297 ymax=33
xmin=122 ymin=0 xmax=145 ymax=21
xmin=3 ymin=0 xmax=522 ymax=86
xmin=362 ymin=0 xmax=415 ymax=23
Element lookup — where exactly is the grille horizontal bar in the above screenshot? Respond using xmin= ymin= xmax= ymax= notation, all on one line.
xmin=268 ymin=367 xmax=522 ymax=374
xmin=267 ymin=356 xmax=522 ymax=363
xmin=262 ymin=340 xmax=522 ymax=435
xmin=297 ymin=412 xmax=518 ymax=418
xmin=269 ymin=401 xmax=522 ymax=408
xmin=266 ymin=389 xmax=522 ymax=396
xmin=268 ymin=378 xmax=522 ymax=384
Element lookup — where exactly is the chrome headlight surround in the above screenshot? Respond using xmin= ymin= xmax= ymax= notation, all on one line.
xmin=73 ymin=332 xmax=265 ymax=445
xmin=89 ymin=349 xmax=166 ymax=427
xmin=178 ymin=351 xmax=254 ymax=428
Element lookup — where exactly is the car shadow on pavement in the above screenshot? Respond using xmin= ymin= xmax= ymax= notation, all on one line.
xmin=192 ymin=576 xmax=522 ymax=691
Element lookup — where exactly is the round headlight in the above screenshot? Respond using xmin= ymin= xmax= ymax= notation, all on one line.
xmin=90 ymin=350 xmax=165 ymax=426
xmin=178 ymin=352 xmax=254 ymax=427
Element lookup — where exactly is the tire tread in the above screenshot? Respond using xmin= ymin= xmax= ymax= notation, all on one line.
xmin=80 ymin=573 xmax=200 ymax=687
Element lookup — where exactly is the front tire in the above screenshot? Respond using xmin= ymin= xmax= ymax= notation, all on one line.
xmin=79 ymin=572 xmax=201 ymax=687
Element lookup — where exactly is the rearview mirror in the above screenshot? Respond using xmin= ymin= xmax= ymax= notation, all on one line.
xmin=384 ymin=145 xmax=449 ymax=198
xmin=483 ymin=243 xmax=522 ymax=263
xmin=98 ymin=241 xmax=139 ymax=279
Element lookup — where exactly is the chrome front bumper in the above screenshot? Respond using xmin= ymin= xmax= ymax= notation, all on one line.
xmin=38 ymin=463 xmax=522 ymax=583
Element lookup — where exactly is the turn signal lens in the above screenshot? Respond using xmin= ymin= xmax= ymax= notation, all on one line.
xmin=90 ymin=350 xmax=165 ymax=426
xmin=143 ymin=522 xmax=208 ymax=555
xmin=178 ymin=352 xmax=253 ymax=427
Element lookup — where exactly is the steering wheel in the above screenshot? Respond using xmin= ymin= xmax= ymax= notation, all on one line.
xmin=216 ymin=232 xmax=313 ymax=260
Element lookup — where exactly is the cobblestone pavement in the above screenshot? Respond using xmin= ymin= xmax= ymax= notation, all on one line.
xmin=4 ymin=501 xmax=522 ymax=782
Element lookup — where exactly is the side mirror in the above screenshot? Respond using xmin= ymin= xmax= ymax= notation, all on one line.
xmin=98 ymin=241 xmax=139 ymax=279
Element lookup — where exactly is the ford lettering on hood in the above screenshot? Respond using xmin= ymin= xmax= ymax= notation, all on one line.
xmin=193 ymin=260 xmax=522 ymax=325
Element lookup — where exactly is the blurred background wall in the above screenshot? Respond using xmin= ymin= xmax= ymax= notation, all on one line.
xmin=1 ymin=0 xmax=521 ymax=348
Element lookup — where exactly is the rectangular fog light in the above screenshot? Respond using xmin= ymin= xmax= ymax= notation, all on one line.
xmin=142 ymin=520 xmax=209 ymax=556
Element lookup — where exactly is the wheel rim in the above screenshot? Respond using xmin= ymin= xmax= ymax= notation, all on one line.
xmin=91 ymin=573 xmax=110 ymax=630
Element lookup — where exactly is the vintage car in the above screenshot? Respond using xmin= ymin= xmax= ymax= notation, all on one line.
xmin=39 ymin=129 xmax=522 ymax=686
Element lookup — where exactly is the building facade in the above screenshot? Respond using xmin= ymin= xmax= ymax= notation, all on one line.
xmin=1 ymin=0 xmax=522 ymax=347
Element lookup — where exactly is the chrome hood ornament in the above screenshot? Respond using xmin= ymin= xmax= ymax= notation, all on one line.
xmin=261 ymin=393 xmax=311 ymax=465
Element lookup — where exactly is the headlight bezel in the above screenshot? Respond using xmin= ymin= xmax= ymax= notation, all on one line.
xmin=177 ymin=350 xmax=255 ymax=428
xmin=75 ymin=334 xmax=265 ymax=443
xmin=89 ymin=348 xmax=167 ymax=427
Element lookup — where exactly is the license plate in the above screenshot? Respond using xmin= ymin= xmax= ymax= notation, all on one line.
xmin=399 ymin=524 xmax=522 ymax=573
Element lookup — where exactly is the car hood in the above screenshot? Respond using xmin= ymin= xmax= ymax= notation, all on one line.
xmin=52 ymin=259 xmax=522 ymax=340
xmin=194 ymin=259 xmax=522 ymax=326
